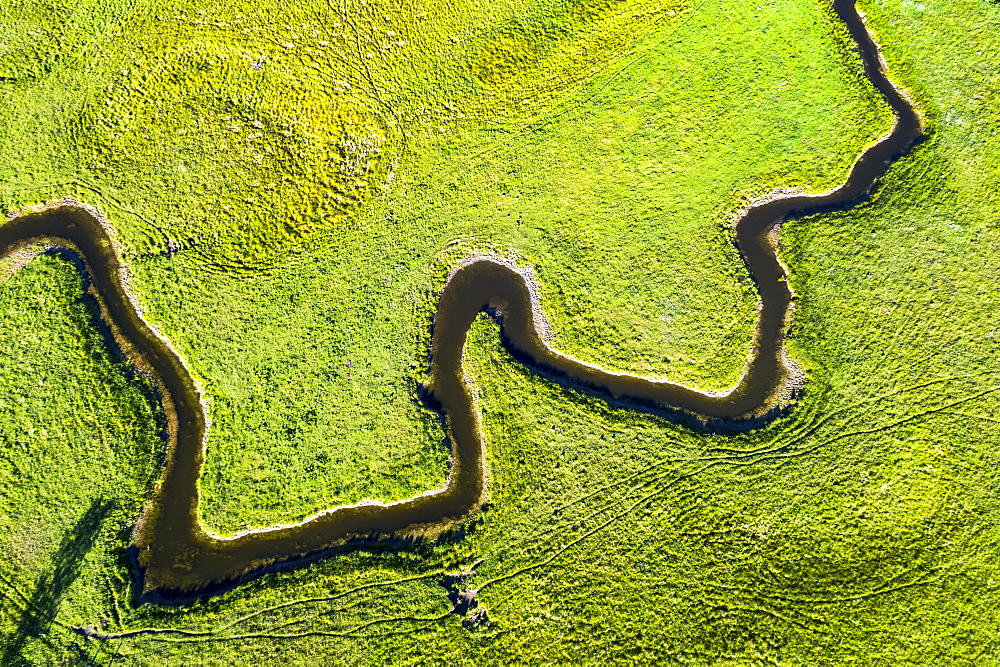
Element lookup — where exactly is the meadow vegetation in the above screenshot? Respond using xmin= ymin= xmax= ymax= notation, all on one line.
xmin=1 ymin=0 xmax=998 ymax=662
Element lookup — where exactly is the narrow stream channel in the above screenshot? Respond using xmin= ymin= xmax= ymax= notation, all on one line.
xmin=0 ymin=0 xmax=921 ymax=599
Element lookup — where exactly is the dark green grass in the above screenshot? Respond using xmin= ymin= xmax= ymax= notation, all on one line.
xmin=0 ymin=254 xmax=161 ymax=665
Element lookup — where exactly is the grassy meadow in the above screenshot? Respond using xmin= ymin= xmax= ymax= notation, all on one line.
xmin=1 ymin=0 xmax=998 ymax=662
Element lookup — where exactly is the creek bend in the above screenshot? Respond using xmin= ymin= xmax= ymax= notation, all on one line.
xmin=0 ymin=0 xmax=921 ymax=598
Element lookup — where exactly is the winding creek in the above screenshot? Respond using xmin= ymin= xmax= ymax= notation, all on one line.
xmin=0 ymin=0 xmax=922 ymax=599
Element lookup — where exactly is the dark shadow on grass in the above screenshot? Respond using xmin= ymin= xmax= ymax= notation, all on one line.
xmin=2 ymin=498 xmax=115 ymax=665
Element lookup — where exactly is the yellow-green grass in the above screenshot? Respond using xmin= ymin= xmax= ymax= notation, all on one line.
xmin=4 ymin=0 xmax=889 ymax=535
xmin=2 ymin=0 xmax=998 ymax=662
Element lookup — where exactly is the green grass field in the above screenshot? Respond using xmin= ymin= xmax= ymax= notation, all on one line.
xmin=1 ymin=0 xmax=998 ymax=663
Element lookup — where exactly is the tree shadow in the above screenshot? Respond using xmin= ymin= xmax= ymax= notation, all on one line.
xmin=2 ymin=498 xmax=115 ymax=665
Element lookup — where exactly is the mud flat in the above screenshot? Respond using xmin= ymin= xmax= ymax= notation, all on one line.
xmin=0 ymin=0 xmax=921 ymax=599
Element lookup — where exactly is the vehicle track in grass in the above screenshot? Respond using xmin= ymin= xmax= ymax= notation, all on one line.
xmin=65 ymin=373 xmax=994 ymax=642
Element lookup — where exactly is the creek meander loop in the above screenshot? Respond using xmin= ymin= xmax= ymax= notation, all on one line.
xmin=0 ymin=0 xmax=921 ymax=599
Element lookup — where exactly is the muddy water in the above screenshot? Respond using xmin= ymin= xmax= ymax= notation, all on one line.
xmin=0 ymin=0 xmax=920 ymax=598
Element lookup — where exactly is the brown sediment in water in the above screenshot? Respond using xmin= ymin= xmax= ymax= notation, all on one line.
xmin=0 ymin=0 xmax=922 ymax=600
